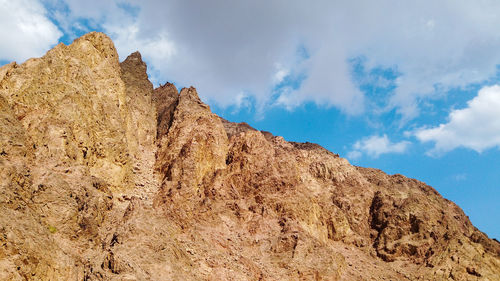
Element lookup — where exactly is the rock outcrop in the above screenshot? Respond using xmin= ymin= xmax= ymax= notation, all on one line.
xmin=0 ymin=32 xmax=499 ymax=280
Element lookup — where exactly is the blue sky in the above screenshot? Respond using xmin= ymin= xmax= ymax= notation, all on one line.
xmin=1 ymin=0 xmax=499 ymax=239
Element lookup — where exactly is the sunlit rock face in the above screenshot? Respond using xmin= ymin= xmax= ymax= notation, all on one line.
xmin=0 ymin=32 xmax=499 ymax=280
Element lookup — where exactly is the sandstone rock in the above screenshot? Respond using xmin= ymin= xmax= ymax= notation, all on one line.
xmin=120 ymin=51 xmax=156 ymax=165
xmin=153 ymin=82 xmax=179 ymax=141
xmin=0 ymin=32 xmax=499 ymax=280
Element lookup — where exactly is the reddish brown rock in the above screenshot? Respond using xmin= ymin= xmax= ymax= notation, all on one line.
xmin=0 ymin=32 xmax=499 ymax=280
xmin=153 ymin=82 xmax=179 ymax=141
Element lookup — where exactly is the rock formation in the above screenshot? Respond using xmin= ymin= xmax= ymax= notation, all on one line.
xmin=0 ymin=32 xmax=499 ymax=280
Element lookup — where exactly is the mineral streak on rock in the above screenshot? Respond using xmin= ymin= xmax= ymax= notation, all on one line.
xmin=0 ymin=32 xmax=499 ymax=280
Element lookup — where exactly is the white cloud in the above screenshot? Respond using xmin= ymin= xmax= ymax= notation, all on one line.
xmin=415 ymin=85 xmax=500 ymax=155
xmin=348 ymin=134 xmax=410 ymax=159
xmin=346 ymin=150 xmax=362 ymax=160
xmin=272 ymin=63 xmax=289 ymax=85
xmin=0 ymin=0 xmax=62 ymax=62
xmin=233 ymin=92 xmax=251 ymax=111
xmin=14 ymin=1 xmax=500 ymax=119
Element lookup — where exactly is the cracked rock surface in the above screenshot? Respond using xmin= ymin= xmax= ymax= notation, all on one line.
xmin=0 ymin=32 xmax=499 ymax=280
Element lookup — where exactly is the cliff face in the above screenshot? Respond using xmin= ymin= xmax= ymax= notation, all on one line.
xmin=0 ymin=32 xmax=499 ymax=281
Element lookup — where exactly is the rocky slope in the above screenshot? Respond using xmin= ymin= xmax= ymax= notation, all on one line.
xmin=0 ymin=32 xmax=499 ymax=280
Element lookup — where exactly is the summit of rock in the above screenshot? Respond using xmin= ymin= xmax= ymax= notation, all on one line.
xmin=0 ymin=32 xmax=499 ymax=280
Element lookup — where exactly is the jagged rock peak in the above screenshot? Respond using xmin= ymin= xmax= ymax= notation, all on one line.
xmin=126 ymin=50 xmax=143 ymax=60
xmin=1 ymin=32 xmax=499 ymax=281
xmin=121 ymin=51 xmax=148 ymax=75
xmin=157 ymin=81 xmax=178 ymax=90
xmin=71 ymin=31 xmax=118 ymax=58
xmin=179 ymin=86 xmax=204 ymax=104
xmin=120 ymin=51 xmax=152 ymax=94
xmin=153 ymin=82 xmax=179 ymax=139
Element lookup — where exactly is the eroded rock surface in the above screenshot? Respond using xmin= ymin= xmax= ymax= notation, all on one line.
xmin=0 ymin=32 xmax=499 ymax=280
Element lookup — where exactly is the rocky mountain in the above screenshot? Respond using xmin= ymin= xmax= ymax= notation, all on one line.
xmin=0 ymin=32 xmax=499 ymax=280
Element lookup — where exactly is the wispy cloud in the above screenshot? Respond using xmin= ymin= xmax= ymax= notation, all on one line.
xmin=348 ymin=134 xmax=410 ymax=159
xmin=453 ymin=173 xmax=467 ymax=182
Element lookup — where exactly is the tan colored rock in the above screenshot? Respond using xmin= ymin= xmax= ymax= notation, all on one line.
xmin=0 ymin=32 xmax=154 ymax=280
xmin=120 ymin=51 xmax=156 ymax=165
xmin=0 ymin=32 xmax=132 ymax=190
xmin=155 ymin=86 xmax=229 ymax=221
xmin=153 ymin=82 xmax=179 ymax=141
xmin=0 ymin=32 xmax=499 ymax=280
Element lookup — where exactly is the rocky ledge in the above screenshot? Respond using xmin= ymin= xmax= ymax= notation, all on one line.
xmin=0 ymin=32 xmax=499 ymax=280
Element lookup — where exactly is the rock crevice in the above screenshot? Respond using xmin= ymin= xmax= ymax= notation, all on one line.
xmin=0 ymin=32 xmax=499 ymax=280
